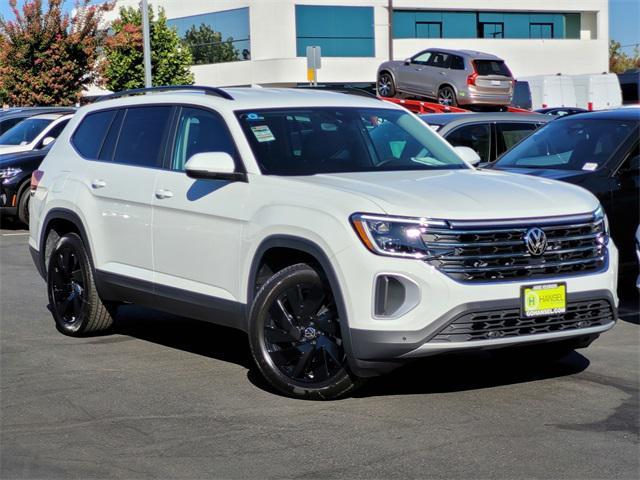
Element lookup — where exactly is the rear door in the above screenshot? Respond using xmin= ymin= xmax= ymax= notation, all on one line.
xmin=152 ymin=105 xmax=248 ymax=306
xmin=423 ymin=52 xmax=451 ymax=98
xmin=473 ymin=60 xmax=513 ymax=96
xmin=75 ymin=106 xmax=173 ymax=282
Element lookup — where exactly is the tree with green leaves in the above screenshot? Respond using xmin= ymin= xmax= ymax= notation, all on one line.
xmin=183 ymin=23 xmax=238 ymax=65
xmin=609 ymin=40 xmax=640 ymax=74
xmin=0 ymin=0 xmax=113 ymax=106
xmin=100 ymin=5 xmax=194 ymax=92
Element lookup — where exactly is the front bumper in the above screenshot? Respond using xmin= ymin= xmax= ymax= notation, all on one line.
xmin=334 ymin=241 xmax=618 ymax=370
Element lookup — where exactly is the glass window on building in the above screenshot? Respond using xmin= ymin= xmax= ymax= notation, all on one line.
xmin=393 ymin=10 xmax=582 ymax=40
xmin=295 ymin=5 xmax=374 ymax=57
xmin=168 ymin=8 xmax=250 ymax=65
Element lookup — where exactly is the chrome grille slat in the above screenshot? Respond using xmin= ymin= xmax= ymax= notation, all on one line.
xmin=440 ymin=256 xmax=605 ymax=274
xmin=422 ymin=215 xmax=607 ymax=282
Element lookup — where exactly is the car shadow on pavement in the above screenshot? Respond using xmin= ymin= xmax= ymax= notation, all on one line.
xmin=0 ymin=216 xmax=27 ymax=231
xmin=109 ymin=305 xmax=593 ymax=399
xmin=353 ymin=350 xmax=590 ymax=398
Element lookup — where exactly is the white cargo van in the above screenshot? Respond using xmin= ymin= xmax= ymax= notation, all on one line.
xmin=521 ymin=75 xmax=577 ymax=110
xmin=571 ymin=73 xmax=623 ymax=110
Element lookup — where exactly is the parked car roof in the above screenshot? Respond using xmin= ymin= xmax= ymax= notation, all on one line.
xmin=421 ymin=48 xmax=504 ymax=61
xmin=419 ymin=112 xmax=550 ymax=127
xmin=553 ymin=107 xmax=640 ymax=121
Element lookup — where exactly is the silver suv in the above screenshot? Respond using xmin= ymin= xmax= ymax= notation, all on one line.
xmin=378 ymin=49 xmax=514 ymax=108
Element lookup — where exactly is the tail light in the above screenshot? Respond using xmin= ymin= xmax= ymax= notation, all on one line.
xmin=30 ymin=170 xmax=44 ymax=193
xmin=467 ymin=61 xmax=478 ymax=86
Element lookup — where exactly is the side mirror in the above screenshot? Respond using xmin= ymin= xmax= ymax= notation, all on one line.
xmin=185 ymin=152 xmax=247 ymax=182
xmin=404 ymin=58 xmax=411 ymax=65
xmin=454 ymin=146 xmax=481 ymax=166
xmin=41 ymin=136 xmax=55 ymax=148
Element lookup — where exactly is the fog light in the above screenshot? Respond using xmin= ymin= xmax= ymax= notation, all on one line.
xmin=373 ymin=274 xmax=420 ymax=319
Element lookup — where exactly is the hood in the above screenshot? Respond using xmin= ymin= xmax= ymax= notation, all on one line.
xmin=0 ymin=148 xmax=47 ymax=167
xmin=289 ymin=169 xmax=599 ymax=220
xmin=0 ymin=145 xmax=31 ymax=155
xmin=490 ymin=166 xmax=589 ymax=183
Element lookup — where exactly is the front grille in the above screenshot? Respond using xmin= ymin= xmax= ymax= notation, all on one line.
xmin=431 ymin=299 xmax=614 ymax=343
xmin=422 ymin=216 xmax=607 ymax=282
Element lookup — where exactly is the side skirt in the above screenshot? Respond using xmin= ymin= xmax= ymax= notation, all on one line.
xmin=95 ymin=270 xmax=248 ymax=332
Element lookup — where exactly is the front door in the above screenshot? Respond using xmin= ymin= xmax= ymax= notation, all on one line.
xmin=611 ymin=141 xmax=639 ymax=267
xmin=152 ymin=106 xmax=249 ymax=308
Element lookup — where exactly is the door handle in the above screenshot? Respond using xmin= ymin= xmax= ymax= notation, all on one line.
xmin=155 ymin=189 xmax=174 ymax=199
xmin=91 ymin=179 xmax=107 ymax=189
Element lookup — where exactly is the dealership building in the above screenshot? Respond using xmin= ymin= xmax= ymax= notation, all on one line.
xmin=109 ymin=0 xmax=609 ymax=87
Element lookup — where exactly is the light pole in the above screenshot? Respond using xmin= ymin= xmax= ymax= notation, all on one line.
xmin=388 ymin=0 xmax=393 ymax=61
xmin=141 ymin=0 xmax=152 ymax=87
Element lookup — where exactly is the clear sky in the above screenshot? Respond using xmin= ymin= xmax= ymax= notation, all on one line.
xmin=0 ymin=0 xmax=638 ymax=52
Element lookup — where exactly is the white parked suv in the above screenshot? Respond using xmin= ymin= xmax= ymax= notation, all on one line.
xmin=29 ymin=86 xmax=619 ymax=399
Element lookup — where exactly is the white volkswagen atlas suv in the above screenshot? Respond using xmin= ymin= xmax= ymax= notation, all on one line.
xmin=29 ymin=86 xmax=618 ymax=399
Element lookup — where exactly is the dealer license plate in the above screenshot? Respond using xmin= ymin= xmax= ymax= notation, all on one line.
xmin=521 ymin=283 xmax=567 ymax=317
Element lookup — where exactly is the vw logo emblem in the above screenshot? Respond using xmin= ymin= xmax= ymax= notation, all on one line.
xmin=303 ymin=327 xmax=317 ymax=340
xmin=524 ymin=227 xmax=548 ymax=256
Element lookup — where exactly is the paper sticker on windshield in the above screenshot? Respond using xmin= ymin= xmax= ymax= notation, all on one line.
xmin=582 ymin=162 xmax=598 ymax=171
xmin=245 ymin=113 xmax=263 ymax=121
xmin=251 ymin=125 xmax=275 ymax=143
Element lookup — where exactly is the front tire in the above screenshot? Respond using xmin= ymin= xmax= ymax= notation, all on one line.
xmin=47 ymin=232 xmax=115 ymax=336
xmin=248 ymin=263 xmax=362 ymax=400
xmin=377 ymin=72 xmax=396 ymax=97
xmin=17 ymin=187 xmax=29 ymax=226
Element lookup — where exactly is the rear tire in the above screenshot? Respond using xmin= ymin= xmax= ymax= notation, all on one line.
xmin=47 ymin=232 xmax=116 ymax=336
xmin=437 ymin=86 xmax=458 ymax=107
xmin=377 ymin=72 xmax=396 ymax=97
xmin=248 ymin=263 xmax=363 ymax=400
xmin=17 ymin=187 xmax=29 ymax=226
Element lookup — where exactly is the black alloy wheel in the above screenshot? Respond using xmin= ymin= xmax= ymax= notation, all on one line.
xmin=47 ymin=232 xmax=115 ymax=335
xmin=249 ymin=263 xmax=362 ymax=399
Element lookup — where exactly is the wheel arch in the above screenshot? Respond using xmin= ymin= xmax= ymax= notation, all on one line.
xmin=38 ymin=208 xmax=94 ymax=279
xmin=438 ymin=82 xmax=459 ymax=97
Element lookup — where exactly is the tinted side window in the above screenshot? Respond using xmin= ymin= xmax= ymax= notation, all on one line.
xmin=72 ymin=110 xmax=117 ymax=159
xmin=172 ymin=107 xmax=236 ymax=171
xmin=44 ymin=120 xmax=69 ymax=140
xmin=427 ymin=52 xmax=450 ymax=69
xmin=445 ymin=124 xmax=491 ymax=162
xmin=0 ymin=117 xmax=24 ymax=135
xmin=98 ymin=109 xmax=125 ymax=162
xmin=411 ymin=51 xmax=431 ymax=65
xmin=450 ymin=55 xmax=465 ymax=70
xmin=113 ymin=106 xmax=173 ymax=168
xmin=497 ymin=122 xmax=538 ymax=154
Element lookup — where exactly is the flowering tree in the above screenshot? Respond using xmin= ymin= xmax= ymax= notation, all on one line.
xmin=0 ymin=0 xmax=113 ymax=106
xmin=100 ymin=5 xmax=194 ymax=92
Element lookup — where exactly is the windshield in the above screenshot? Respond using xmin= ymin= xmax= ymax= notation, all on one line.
xmin=0 ymin=118 xmax=53 ymax=146
xmin=236 ymin=107 xmax=468 ymax=175
xmin=493 ymin=118 xmax=637 ymax=171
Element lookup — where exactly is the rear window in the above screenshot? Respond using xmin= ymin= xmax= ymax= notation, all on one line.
xmin=72 ymin=110 xmax=117 ymax=159
xmin=474 ymin=60 xmax=511 ymax=77
xmin=112 ymin=106 xmax=173 ymax=168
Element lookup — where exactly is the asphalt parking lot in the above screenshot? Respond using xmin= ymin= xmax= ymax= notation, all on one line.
xmin=1 ymin=219 xmax=638 ymax=479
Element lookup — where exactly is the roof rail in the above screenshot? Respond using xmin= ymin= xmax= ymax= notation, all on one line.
xmin=97 ymin=85 xmax=234 ymax=102
xmin=294 ymin=84 xmax=380 ymax=100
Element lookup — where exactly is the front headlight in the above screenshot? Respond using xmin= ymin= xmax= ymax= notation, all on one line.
xmin=594 ymin=205 xmax=610 ymax=245
xmin=350 ymin=213 xmax=447 ymax=259
xmin=0 ymin=167 xmax=22 ymax=179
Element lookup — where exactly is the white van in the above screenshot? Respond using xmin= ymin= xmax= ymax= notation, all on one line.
xmin=572 ymin=73 xmax=623 ymax=110
xmin=521 ymin=75 xmax=577 ymax=110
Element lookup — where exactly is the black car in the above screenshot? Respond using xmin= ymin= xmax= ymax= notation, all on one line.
xmin=0 ymin=145 xmax=51 ymax=225
xmin=535 ymin=107 xmax=588 ymax=118
xmin=0 ymin=107 xmax=75 ymax=135
xmin=420 ymin=112 xmax=550 ymax=163
xmin=491 ymin=108 xmax=640 ymax=272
